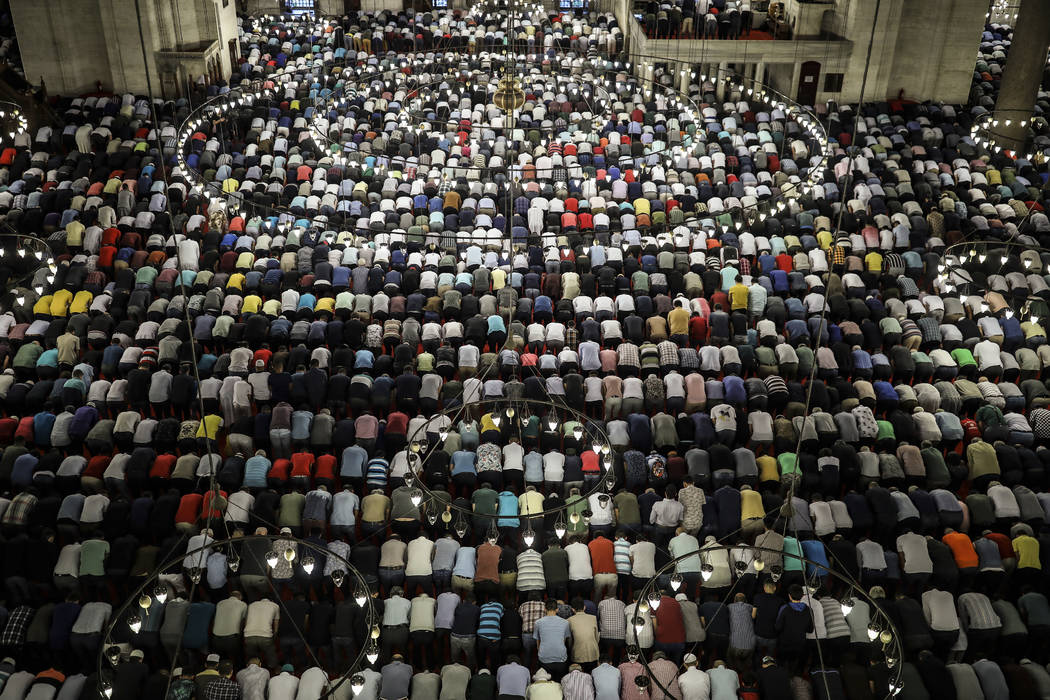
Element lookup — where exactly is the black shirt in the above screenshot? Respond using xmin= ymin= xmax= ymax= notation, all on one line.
xmin=451 ymin=601 xmax=480 ymax=636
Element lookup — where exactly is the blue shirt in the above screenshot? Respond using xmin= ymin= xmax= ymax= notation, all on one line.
xmin=452 ymin=547 xmax=476 ymax=578
xmin=478 ymin=601 xmax=504 ymax=640
xmin=533 ymin=614 xmax=570 ymax=663
xmin=592 ymin=663 xmax=620 ymax=700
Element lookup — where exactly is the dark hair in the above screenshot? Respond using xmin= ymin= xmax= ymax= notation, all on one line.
xmin=788 ymin=584 xmax=804 ymax=600
xmin=545 ymin=599 xmax=559 ymax=611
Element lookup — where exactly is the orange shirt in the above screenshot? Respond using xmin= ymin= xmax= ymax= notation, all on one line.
xmin=942 ymin=532 xmax=979 ymax=569
xmin=588 ymin=536 xmax=616 ymax=574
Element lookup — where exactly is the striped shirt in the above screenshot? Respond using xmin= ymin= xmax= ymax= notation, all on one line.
xmin=957 ymin=592 xmax=1002 ymax=631
xmin=478 ymin=601 xmax=504 ymax=640
xmin=365 ymin=458 xmax=388 ymax=489
xmin=613 ymin=538 xmax=632 ymax=575
xmin=516 ymin=550 xmax=546 ymax=591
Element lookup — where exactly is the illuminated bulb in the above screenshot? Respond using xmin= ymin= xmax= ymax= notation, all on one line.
xmin=138 ymin=594 xmax=152 ymax=609
xmin=523 ymin=529 xmax=536 ymax=547
xmin=648 ymin=591 xmax=662 ymax=610
xmin=351 ymin=675 xmax=365 ymax=696
xmin=366 ymin=643 xmax=379 ymax=664
xmin=753 ymin=559 xmax=765 ymax=572
xmin=154 ymin=585 xmax=168 ymax=604
xmin=410 ymin=489 xmax=423 ymax=507
xmin=265 ymin=550 xmax=279 ymax=568
xmin=301 ymin=555 xmax=315 ymax=575
xmin=633 ymin=616 xmax=645 ymax=633
xmin=492 ymin=413 xmax=502 ymax=428
xmin=700 ymin=563 xmax=714 ymax=581
xmin=867 ymin=623 xmax=880 ymax=641
xmin=879 ymin=630 xmax=893 ymax=644
xmin=840 ymin=598 xmax=854 ymax=617
xmin=284 ymin=547 xmax=296 ymax=563
xmin=128 ymin=614 xmax=142 ymax=633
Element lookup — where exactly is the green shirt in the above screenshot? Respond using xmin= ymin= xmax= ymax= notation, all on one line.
xmin=79 ymin=539 xmax=110 ymax=576
xmin=471 ymin=487 xmax=499 ymax=517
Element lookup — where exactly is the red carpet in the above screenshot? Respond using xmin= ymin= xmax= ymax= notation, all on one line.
xmin=644 ymin=28 xmax=779 ymax=40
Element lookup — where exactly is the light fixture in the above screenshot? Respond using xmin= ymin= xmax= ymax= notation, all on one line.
xmin=670 ymin=573 xmax=683 ymax=591
xmin=647 ymin=591 xmax=662 ymax=610
xmin=284 ymin=546 xmax=297 ymax=563
xmin=301 ymin=555 xmax=316 ymax=575
xmin=351 ymin=674 xmax=365 ymax=696
xmin=154 ymin=585 xmax=168 ymax=604
xmin=366 ymin=643 xmax=379 ymax=664
xmin=867 ymin=622 xmax=880 ymax=642
xmin=265 ymin=550 xmax=279 ymax=568
xmin=840 ymin=598 xmax=854 ymax=617
xmin=523 ymin=528 xmax=536 ymax=547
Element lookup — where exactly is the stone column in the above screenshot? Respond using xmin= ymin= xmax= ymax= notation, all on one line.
xmin=715 ymin=61 xmax=728 ymax=101
xmin=754 ymin=61 xmax=765 ymax=89
xmin=994 ymin=0 xmax=1050 ymax=151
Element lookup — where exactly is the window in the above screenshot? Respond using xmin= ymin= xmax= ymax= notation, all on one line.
xmin=432 ymin=0 xmax=448 ymax=7
xmin=285 ymin=0 xmax=314 ymax=14
xmin=823 ymin=73 xmax=844 ymax=92
xmin=560 ymin=0 xmax=588 ymax=9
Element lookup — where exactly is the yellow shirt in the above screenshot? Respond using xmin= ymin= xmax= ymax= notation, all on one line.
xmin=729 ymin=283 xmax=749 ymax=311
xmin=741 ymin=489 xmax=765 ymax=520
xmin=864 ymin=252 xmax=883 ymax=273
xmin=668 ymin=306 xmax=690 ymax=336
xmin=34 ymin=295 xmax=53 ymax=317
xmin=241 ymin=295 xmax=262 ymax=315
xmin=226 ymin=273 xmax=245 ymax=291
xmin=480 ymin=413 xmax=499 ymax=434
xmin=196 ymin=414 xmax=223 ymax=440
xmin=757 ymin=455 xmax=779 ymax=483
xmin=1014 ymin=535 xmax=1042 ymax=569
xmin=491 ymin=269 xmax=507 ymax=291
xmin=49 ymin=289 xmax=73 ymax=317
xmin=315 ymin=297 xmax=336 ymax=314
xmin=70 ymin=291 xmax=94 ymax=314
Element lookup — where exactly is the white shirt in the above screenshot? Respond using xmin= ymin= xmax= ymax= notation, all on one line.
xmin=565 ymin=541 xmax=593 ymax=580
xmin=679 ymin=668 xmax=711 ymax=700
xmin=295 ymin=667 xmax=329 ymax=700
xmin=268 ymin=672 xmax=299 ymax=700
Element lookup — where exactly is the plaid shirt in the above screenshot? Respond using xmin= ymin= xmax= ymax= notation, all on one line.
xmin=203 ymin=677 xmax=242 ymax=700
xmin=616 ymin=342 xmax=640 ymax=371
xmin=1 ymin=493 xmax=36 ymax=526
xmin=565 ymin=325 xmax=578 ymax=349
xmin=519 ymin=600 xmax=546 ymax=635
xmin=167 ymin=679 xmax=196 ymax=700
xmin=830 ymin=245 xmax=847 ymax=268
xmin=0 ymin=606 xmax=33 ymax=647
xmin=598 ymin=598 xmax=626 ymax=641
xmin=657 ymin=341 xmax=679 ymax=367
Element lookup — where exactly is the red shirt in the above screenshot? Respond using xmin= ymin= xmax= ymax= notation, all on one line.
xmin=653 ymin=597 xmax=685 ymax=643
xmin=588 ymin=536 xmax=616 ymax=574
xmin=315 ymin=455 xmax=337 ymax=483
xmin=268 ymin=458 xmax=291 ymax=483
xmin=150 ymin=454 xmax=176 ymax=480
xmin=202 ymin=489 xmax=228 ymax=520
xmin=291 ymin=453 xmax=315 ymax=479
xmin=84 ymin=456 xmax=110 ymax=480
xmin=689 ymin=316 xmax=708 ymax=344
xmin=175 ymin=493 xmax=203 ymax=524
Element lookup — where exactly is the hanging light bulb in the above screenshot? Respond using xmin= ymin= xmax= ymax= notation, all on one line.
xmin=154 ymin=585 xmax=168 ymax=604
xmin=301 ymin=555 xmax=316 ymax=575
xmin=700 ymin=563 xmax=714 ymax=581
xmin=633 ymin=616 xmax=645 ymax=633
xmin=572 ymin=424 xmax=584 ymax=440
xmin=439 ymin=426 xmax=449 ymax=442
xmin=840 ymin=598 xmax=854 ymax=617
xmin=886 ymin=655 xmax=898 ymax=669
xmin=266 ymin=550 xmax=279 ymax=568
xmin=403 ymin=471 xmax=415 ymax=488
xmin=554 ymin=517 xmax=567 ymax=539
xmin=523 ymin=528 xmax=536 ymax=547
xmin=371 ymin=625 xmax=381 ymax=640
xmin=569 ymin=511 xmax=580 ymax=525
xmin=867 ymin=622 xmax=880 ymax=642
xmin=284 ymin=546 xmax=297 ymax=563
xmin=879 ymin=629 xmax=893 ymax=644
xmin=128 ymin=614 xmax=142 ymax=633
xmin=770 ymin=564 xmax=782 ymax=582
xmin=647 ymin=591 xmax=662 ymax=611
xmin=753 ymin=558 xmax=765 ymax=572
xmin=455 ymin=516 xmax=468 ymax=539
xmin=188 ymin=567 xmax=202 ymax=584
xmin=366 ymin=642 xmax=380 ymax=664
xmin=505 ymin=406 xmax=515 ymax=419
xmin=228 ymin=557 xmax=240 ymax=573
xmin=103 ymin=682 xmax=113 ymax=698
xmin=351 ymin=674 xmax=366 ymax=696
xmin=670 ymin=573 xmax=683 ymax=591
xmin=410 ymin=489 xmax=423 ymax=507
xmin=138 ymin=594 xmax=152 ymax=610
xmin=547 ymin=411 xmax=558 ymax=431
